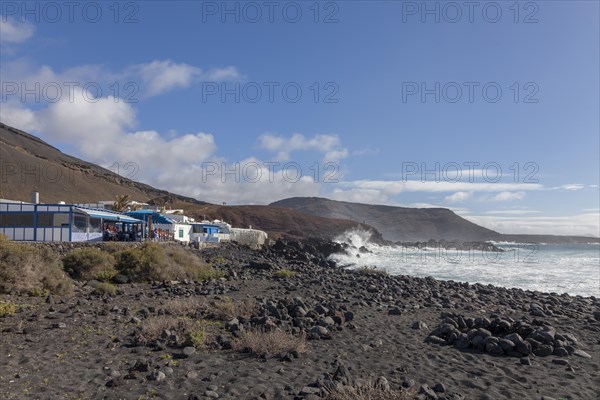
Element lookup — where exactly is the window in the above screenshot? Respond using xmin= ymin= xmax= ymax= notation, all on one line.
xmin=89 ymin=218 xmax=102 ymax=233
xmin=0 ymin=213 xmax=14 ymax=227
xmin=72 ymin=215 xmax=87 ymax=233
xmin=37 ymin=213 xmax=53 ymax=227
xmin=179 ymin=229 xmax=184 ymax=238
xmin=14 ymin=212 xmax=34 ymax=227
xmin=53 ymin=213 xmax=70 ymax=227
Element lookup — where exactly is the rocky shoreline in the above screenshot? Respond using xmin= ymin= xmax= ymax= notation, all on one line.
xmin=1 ymin=239 xmax=599 ymax=400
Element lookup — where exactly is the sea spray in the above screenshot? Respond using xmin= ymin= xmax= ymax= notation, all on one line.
xmin=328 ymin=235 xmax=600 ymax=297
xmin=332 ymin=228 xmax=374 ymax=249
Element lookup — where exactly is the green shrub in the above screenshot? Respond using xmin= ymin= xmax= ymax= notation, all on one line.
xmin=94 ymin=282 xmax=117 ymax=296
xmin=274 ymin=268 xmax=296 ymax=278
xmin=186 ymin=328 xmax=206 ymax=348
xmin=0 ymin=239 xmax=73 ymax=296
xmin=29 ymin=287 xmax=49 ymax=297
xmin=0 ymin=302 xmax=17 ymax=317
xmin=62 ymin=248 xmax=116 ymax=281
xmin=114 ymin=243 xmax=224 ymax=282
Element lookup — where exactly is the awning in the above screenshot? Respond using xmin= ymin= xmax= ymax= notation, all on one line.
xmin=125 ymin=210 xmax=176 ymax=224
xmin=75 ymin=208 xmax=145 ymax=223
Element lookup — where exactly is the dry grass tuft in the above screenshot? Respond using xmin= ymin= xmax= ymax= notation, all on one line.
xmin=164 ymin=298 xmax=205 ymax=317
xmin=134 ymin=315 xmax=214 ymax=349
xmin=0 ymin=236 xmax=73 ymax=296
xmin=210 ymin=297 xmax=256 ymax=320
xmin=274 ymin=268 xmax=296 ymax=278
xmin=233 ymin=329 xmax=307 ymax=357
xmin=324 ymin=380 xmax=416 ymax=400
xmin=134 ymin=316 xmax=195 ymax=345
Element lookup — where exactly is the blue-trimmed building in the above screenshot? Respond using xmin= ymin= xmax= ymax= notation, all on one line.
xmin=0 ymin=200 xmax=145 ymax=242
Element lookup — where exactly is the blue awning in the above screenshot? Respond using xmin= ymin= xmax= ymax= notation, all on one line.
xmin=75 ymin=208 xmax=144 ymax=223
xmin=125 ymin=210 xmax=176 ymax=224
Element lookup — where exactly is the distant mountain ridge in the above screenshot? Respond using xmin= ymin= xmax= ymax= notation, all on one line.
xmin=270 ymin=197 xmax=599 ymax=244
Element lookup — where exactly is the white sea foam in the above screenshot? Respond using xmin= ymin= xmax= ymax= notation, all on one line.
xmin=330 ymin=230 xmax=600 ymax=297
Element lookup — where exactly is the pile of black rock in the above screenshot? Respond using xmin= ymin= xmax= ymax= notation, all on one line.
xmin=426 ymin=312 xmax=592 ymax=359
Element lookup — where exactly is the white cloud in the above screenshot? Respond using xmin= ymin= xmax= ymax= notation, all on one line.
xmin=486 ymin=210 xmax=541 ymax=215
xmin=0 ymin=99 xmax=38 ymax=131
xmin=128 ymin=60 xmax=241 ymax=97
xmin=488 ymin=191 xmax=525 ymax=202
xmin=159 ymin=158 xmax=322 ymax=205
xmin=465 ymin=212 xmax=600 ymax=237
xmin=328 ymin=188 xmax=394 ymax=205
xmin=0 ymin=59 xmax=241 ymax=101
xmin=337 ymin=180 xmax=543 ymax=194
xmin=444 ymin=191 xmax=471 ymax=203
xmin=555 ymin=183 xmax=585 ymax=191
xmin=0 ymin=18 xmax=34 ymax=44
xmin=258 ymin=133 xmax=348 ymax=162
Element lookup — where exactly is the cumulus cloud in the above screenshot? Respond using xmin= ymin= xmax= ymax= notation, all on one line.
xmin=444 ymin=191 xmax=471 ymax=203
xmin=258 ymin=133 xmax=348 ymax=162
xmin=158 ymin=158 xmax=322 ymax=205
xmin=0 ymin=18 xmax=34 ymax=44
xmin=128 ymin=60 xmax=241 ymax=97
xmin=488 ymin=191 xmax=525 ymax=202
xmin=0 ymin=59 xmax=241 ymax=101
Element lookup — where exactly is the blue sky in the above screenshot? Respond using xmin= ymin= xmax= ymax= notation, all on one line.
xmin=1 ymin=1 xmax=598 ymax=236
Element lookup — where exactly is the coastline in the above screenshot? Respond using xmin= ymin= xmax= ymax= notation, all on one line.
xmin=1 ymin=240 xmax=599 ymax=400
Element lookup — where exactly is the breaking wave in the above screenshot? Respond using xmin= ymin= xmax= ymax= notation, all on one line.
xmin=329 ymin=231 xmax=600 ymax=297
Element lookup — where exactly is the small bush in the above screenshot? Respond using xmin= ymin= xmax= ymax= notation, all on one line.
xmin=0 ymin=239 xmax=73 ymax=296
xmin=274 ymin=268 xmax=296 ymax=278
xmin=164 ymin=298 xmax=204 ymax=317
xmin=134 ymin=316 xmax=194 ymax=345
xmin=0 ymin=302 xmax=17 ymax=317
xmin=135 ymin=316 xmax=217 ymax=349
xmin=324 ymin=380 xmax=416 ymax=400
xmin=186 ymin=327 xmax=206 ymax=348
xmin=114 ymin=243 xmax=224 ymax=282
xmin=210 ymin=297 xmax=256 ymax=321
xmin=62 ymin=248 xmax=116 ymax=281
xmin=29 ymin=287 xmax=49 ymax=297
xmin=233 ymin=329 xmax=307 ymax=357
xmin=94 ymin=282 xmax=117 ymax=296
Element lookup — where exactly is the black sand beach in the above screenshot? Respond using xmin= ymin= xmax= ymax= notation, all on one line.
xmin=1 ymin=240 xmax=599 ymax=400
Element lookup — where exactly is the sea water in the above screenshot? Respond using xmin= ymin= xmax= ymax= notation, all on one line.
xmin=330 ymin=229 xmax=600 ymax=297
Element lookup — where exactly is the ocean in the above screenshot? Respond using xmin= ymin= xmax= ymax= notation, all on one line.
xmin=330 ymin=230 xmax=600 ymax=298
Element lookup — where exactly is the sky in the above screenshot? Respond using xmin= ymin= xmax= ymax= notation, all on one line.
xmin=0 ymin=0 xmax=598 ymax=237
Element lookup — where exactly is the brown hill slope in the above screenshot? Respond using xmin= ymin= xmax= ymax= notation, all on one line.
xmin=0 ymin=122 xmax=206 ymax=205
xmin=181 ymin=204 xmax=380 ymax=240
